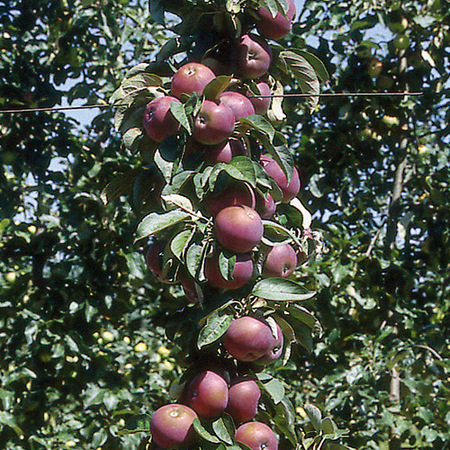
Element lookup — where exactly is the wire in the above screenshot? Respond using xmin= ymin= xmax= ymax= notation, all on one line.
xmin=0 ymin=91 xmax=431 ymax=115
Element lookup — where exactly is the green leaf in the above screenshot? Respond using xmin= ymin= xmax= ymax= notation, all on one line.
xmin=218 ymin=251 xmax=236 ymax=281
xmin=197 ymin=310 xmax=233 ymax=349
xmin=161 ymin=194 xmax=194 ymax=213
xmin=286 ymin=197 xmax=312 ymax=229
xmin=193 ymin=418 xmax=221 ymax=443
xmin=279 ymin=50 xmax=321 ymax=113
xmin=117 ymin=414 xmax=151 ymax=435
xmin=305 ymin=403 xmax=322 ymax=432
xmin=135 ymin=210 xmax=191 ymax=241
xmin=203 ymin=75 xmax=233 ymax=100
xmin=240 ymin=115 xmax=275 ymax=141
xmin=100 ymin=169 xmax=140 ymax=205
xmin=170 ymin=229 xmax=195 ymax=261
xmin=170 ymin=101 xmax=192 ymax=133
xmin=257 ymin=372 xmax=285 ymax=404
xmin=262 ymin=220 xmax=301 ymax=246
xmin=121 ymin=73 xmax=163 ymax=95
xmin=267 ymin=79 xmax=286 ymax=123
xmin=252 ymin=278 xmax=316 ymax=302
xmin=273 ymin=396 xmax=298 ymax=446
xmin=322 ymin=417 xmax=337 ymax=437
xmin=186 ymin=241 xmax=208 ymax=281
xmin=289 ymin=305 xmax=317 ymax=329
xmin=122 ymin=124 xmax=143 ymax=151
xmin=212 ymin=414 xmax=235 ymax=445
xmin=0 ymin=411 xmax=24 ymax=438
xmin=294 ymin=50 xmax=330 ymax=82
xmin=259 ymin=0 xmax=278 ymax=17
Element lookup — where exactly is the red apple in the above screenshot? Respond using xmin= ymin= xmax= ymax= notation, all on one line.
xmin=171 ymin=62 xmax=215 ymax=99
xmin=143 ymin=96 xmax=181 ymax=143
xmin=255 ymin=192 xmax=276 ymax=219
xmin=204 ymin=138 xmax=247 ymax=165
xmin=150 ymin=404 xmax=198 ymax=449
xmin=204 ymin=183 xmax=256 ymax=217
xmin=227 ymin=378 xmax=261 ymax=423
xmin=260 ymin=155 xmax=301 ymax=202
xmin=263 ymin=243 xmax=297 ymax=278
xmin=246 ymin=81 xmax=272 ymax=115
xmin=223 ymin=316 xmax=275 ymax=361
xmin=193 ymin=99 xmax=235 ymax=145
xmin=179 ymin=271 xmax=200 ymax=304
xmin=219 ymin=91 xmax=255 ymax=121
xmin=146 ymin=240 xmax=166 ymax=281
xmin=205 ymin=252 xmax=253 ymax=290
xmin=257 ymin=0 xmax=296 ymax=41
xmin=215 ymin=205 xmax=263 ymax=253
xmin=236 ymin=34 xmax=272 ymax=80
xmin=255 ymin=321 xmax=284 ymax=365
xmin=235 ymin=421 xmax=278 ymax=450
xmin=186 ymin=371 xmax=229 ymax=419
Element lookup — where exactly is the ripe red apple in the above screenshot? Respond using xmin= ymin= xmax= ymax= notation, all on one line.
xmin=246 ymin=81 xmax=272 ymax=115
xmin=171 ymin=62 xmax=215 ymax=99
xmin=205 ymin=252 xmax=253 ymax=290
xmin=366 ymin=57 xmax=383 ymax=77
xmin=186 ymin=370 xmax=229 ymax=419
xmin=204 ymin=138 xmax=247 ymax=165
xmin=179 ymin=271 xmax=200 ymax=304
xmin=227 ymin=378 xmax=261 ymax=423
xmin=263 ymin=243 xmax=297 ymax=278
xmin=219 ymin=91 xmax=255 ymax=121
xmin=193 ymin=99 xmax=235 ymax=145
xmin=255 ymin=192 xmax=276 ymax=219
xmin=204 ymin=183 xmax=256 ymax=217
xmin=223 ymin=316 xmax=275 ymax=361
xmin=260 ymin=155 xmax=301 ymax=202
xmin=257 ymin=0 xmax=296 ymax=40
xmin=235 ymin=421 xmax=278 ymax=450
xmin=255 ymin=321 xmax=284 ymax=365
xmin=150 ymin=404 xmax=198 ymax=449
xmin=215 ymin=205 xmax=263 ymax=253
xmin=146 ymin=240 xmax=166 ymax=281
xmin=236 ymin=34 xmax=272 ymax=80
xmin=143 ymin=96 xmax=181 ymax=143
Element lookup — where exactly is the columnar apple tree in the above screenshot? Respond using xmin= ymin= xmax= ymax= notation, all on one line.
xmin=108 ymin=0 xmax=349 ymax=448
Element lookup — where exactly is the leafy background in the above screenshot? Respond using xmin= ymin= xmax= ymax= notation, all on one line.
xmin=0 ymin=0 xmax=449 ymax=448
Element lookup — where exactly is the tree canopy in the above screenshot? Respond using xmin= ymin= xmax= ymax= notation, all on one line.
xmin=0 ymin=0 xmax=448 ymax=449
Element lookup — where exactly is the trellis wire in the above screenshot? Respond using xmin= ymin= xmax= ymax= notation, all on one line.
xmin=0 ymin=91 xmax=434 ymax=115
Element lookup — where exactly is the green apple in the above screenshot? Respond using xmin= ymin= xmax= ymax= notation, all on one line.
xmin=366 ymin=57 xmax=383 ymax=78
xmin=394 ymin=34 xmax=410 ymax=50
xmin=382 ymin=115 xmax=400 ymax=127
xmin=6 ymin=271 xmax=16 ymax=283
xmin=388 ymin=17 xmax=408 ymax=33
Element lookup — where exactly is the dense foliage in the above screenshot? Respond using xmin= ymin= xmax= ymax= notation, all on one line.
xmin=0 ymin=0 xmax=448 ymax=449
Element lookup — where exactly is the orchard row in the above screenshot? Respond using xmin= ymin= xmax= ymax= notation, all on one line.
xmin=110 ymin=1 xmax=323 ymax=449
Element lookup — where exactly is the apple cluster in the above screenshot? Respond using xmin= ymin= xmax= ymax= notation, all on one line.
xmin=111 ymin=1 xmax=321 ymax=448
xmin=151 ymin=316 xmax=283 ymax=449
xmin=143 ymin=20 xmax=308 ymax=299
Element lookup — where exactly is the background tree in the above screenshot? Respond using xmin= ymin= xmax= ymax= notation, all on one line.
xmin=0 ymin=0 xmax=448 ymax=449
